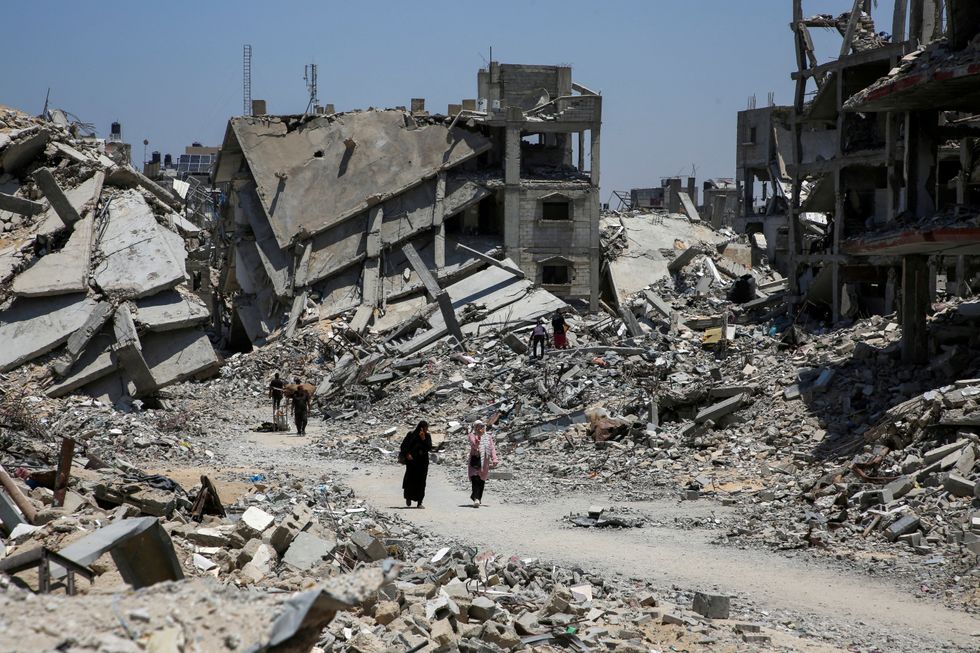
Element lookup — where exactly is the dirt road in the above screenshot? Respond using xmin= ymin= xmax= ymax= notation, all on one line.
xmin=325 ymin=460 xmax=980 ymax=652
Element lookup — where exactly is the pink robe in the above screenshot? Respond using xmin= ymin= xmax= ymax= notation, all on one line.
xmin=467 ymin=431 xmax=498 ymax=481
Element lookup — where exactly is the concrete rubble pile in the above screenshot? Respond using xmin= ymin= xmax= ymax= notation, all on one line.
xmin=0 ymin=104 xmax=220 ymax=406
xmin=0 ymin=441 xmax=774 ymax=652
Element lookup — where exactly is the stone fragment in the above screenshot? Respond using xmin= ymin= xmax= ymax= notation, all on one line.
xmin=283 ymin=531 xmax=335 ymax=571
xmin=240 ymin=542 xmax=276 ymax=583
xmin=351 ymin=530 xmax=388 ymax=562
xmin=374 ymin=600 xmax=400 ymax=626
xmin=884 ymin=514 xmax=921 ymax=542
xmin=469 ymin=596 xmax=497 ymax=621
xmin=238 ymin=506 xmax=275 ymax=537
xmin=692 ymin=592 xmax=730 ymax=619
xmin=430 ymin=618 xmax=456 ymax=646
xmin=942 ymin=473 xmax=976 ymax=498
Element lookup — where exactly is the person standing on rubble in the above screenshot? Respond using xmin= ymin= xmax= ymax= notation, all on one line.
xmin=291 ymin=377 xmax=311 ymax=435
xmin=400 ymin=420 xmax=432 ymax=508
xmin=528 ymin=318 xmax=548 ymax=359
xmin=467 ymin=420 xmax=498 ymax=507
xmin=269 ymin=373 xmax=285 ymax=415
xmin=552 ymin=310 xmax=568 ymax=349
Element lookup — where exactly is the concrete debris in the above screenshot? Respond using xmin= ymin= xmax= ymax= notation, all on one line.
xmin=0 ymin=105 xmax=219 ymax=406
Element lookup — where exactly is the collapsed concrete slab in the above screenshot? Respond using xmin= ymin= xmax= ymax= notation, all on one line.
xmin=140 ymin=329 xmax=221 ymax=386
xmin=12 ymin=214 xmax=93 ymax=296
xmin=134 ymin=290 xmax=209 ymax=331
xmin=46 ymin=334 xmax=117 ymax=398
xmin=222 ymin=110 xmax=492 ymax=248
xmin=35 ymin=173 xmax=104 ymax=237
xmin=0 ymin=294 xmax=99 ymax=371
xmin=92 ymin=191 xmax=186 ymax=298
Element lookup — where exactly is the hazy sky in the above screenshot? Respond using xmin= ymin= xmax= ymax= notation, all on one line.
xmin=2 ymin=1 xmax=899 ymax=203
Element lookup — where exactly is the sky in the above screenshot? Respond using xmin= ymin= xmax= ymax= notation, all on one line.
xmin=1 ymin=1 xmax=900 ymax=204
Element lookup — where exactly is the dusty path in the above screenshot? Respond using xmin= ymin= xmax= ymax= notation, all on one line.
xmin=217 ymin=418 xmax=980 ymax=652
xmin=328 ymin=461 xmax=980 ymax=652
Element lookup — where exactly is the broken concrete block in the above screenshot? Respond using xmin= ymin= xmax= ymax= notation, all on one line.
xmin=694 ymin=393 xmax=747 ymax=424
xmin=885 ymin=475 xmax=915 ymax=500
xmin=430 ymin=617 xmax=456 ymax=646
xmin=667 ymin=245 xmax=701 ymax=273
xmin=469 ymin=596 xmax=497 ymax=621
xmin=33 ymin=167 xmax=81 ymax=228
xmin=884 ymin=514 xmax=921 ymax=542
xmin=270 ymin=525 xmax=298 ymax=556
xmin=237 ymin=538 xmax=265 ymax=568
xmin=374 ymin=600 xmax=400 ymax=626
xmin=239 ymin=506 xmax=275 ymax=537
xmin=692 ymin=592 xmax=730 ymax=619
xmin=240 ymin=542 xmax=276 ymax=583
xmin=923 ymin=439 xmax=969 ymax=464
xmin=282 ymin=531 xmax=335 ymax=571
xmin=351 ymin=530 xmax=388 ymax=562
xmin=942 ymin=473 xmax=976 ymax=498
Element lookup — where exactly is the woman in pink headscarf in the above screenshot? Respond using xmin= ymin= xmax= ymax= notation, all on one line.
xmin=466 ymin=420 xmax=499 ymax=507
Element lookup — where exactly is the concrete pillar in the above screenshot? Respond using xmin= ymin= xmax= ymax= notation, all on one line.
xmin=504 ymin=113 xmax=523 ymax=260
xmin=901 ymin=254 xmax=929 ymax=364
xmin=589 ymin=126 xmax=601 ymax=188
xmin=955 ymin=255 xmax=968 ymax=297
xmin=577 ymin=131 xmax=585 ymax=171
xmin=433 ymin=172 xmax=447 ymax=269
xmin=884 ymin=267 xmax=897 ymax=314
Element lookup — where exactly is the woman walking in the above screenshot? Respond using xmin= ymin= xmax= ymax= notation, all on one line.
xmin=467 ymin=420 xmax=498 ymax=507
xmin=400 ymin=420 xmax=432 ymax=508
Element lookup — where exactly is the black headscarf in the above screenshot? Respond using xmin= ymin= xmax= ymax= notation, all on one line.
xmin=400 ymin=420 xmax=431 ymax=462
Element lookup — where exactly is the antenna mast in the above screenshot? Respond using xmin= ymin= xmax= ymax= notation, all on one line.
xmin=243 ymin=44 xmax=252 ymax=116
xmin=304 ymin=63 xmax=319 ymax=115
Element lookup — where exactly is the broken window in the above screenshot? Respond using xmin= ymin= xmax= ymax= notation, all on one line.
xmin=748 ymin=127 xmax=757 ymax=144
xmin=542 ymin=264 xmax=571 ymax=285
xmin=542 ymin=201 xmax=570 ymax=221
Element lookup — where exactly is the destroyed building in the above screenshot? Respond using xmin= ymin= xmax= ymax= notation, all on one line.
xmin=0 ymin=106 xmax=220 ymax=405
xmin=213 ymin=62 xmax=602 ymax=348
xmin=753 ymin=1 xmax=980 ymax=362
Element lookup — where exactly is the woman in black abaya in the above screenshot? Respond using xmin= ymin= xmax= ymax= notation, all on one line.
xmin=400 ymin=420 xmax=432 ymax=508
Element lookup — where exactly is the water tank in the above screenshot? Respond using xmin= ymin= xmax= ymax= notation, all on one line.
xmin=164 ymin=154 xmax=173 ymax=167
xmin=110 ymin=122 xmax=122 ymax=137
xmin=151 ymin=151 xmax=161 ymax=164
xmin=192 ymin=141 xmax=202 ymax=147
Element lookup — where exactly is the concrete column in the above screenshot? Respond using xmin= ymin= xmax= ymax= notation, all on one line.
xmin=589 ymin=126 xmax=601 ymax=188
xmin=577 ymin=131 xmax=585 ymax=171
xmin=955 ymin=255 xmax=967 ymax=297
xmin=504 ymin=114 xmax=522 ymax=260
xmin=433 ymin=172 xmax=447 ymax=269
xmin=901 ymin=254 xmax=929 ymax=364
xmin=884 ymin=267 xmax=897 ymax=314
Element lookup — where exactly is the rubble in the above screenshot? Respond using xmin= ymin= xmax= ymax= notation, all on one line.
xmin=0 ymin=105 xmax=220 ymax=407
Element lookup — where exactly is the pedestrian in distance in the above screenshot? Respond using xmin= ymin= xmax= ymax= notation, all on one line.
xmin=528 ymin=318 xmax=548 ymax=359
xmin=467 ymin=419 xmax=498 ymax=507
xmin=291 ymin=377 xmax=311 ymax=435
xmin=552 ymin=310 xmax=568 ymax=349
xmin=269 ymin=372 xmax=285 ymax=411
xmin=400 ymin=420 xmax=432 ymax=508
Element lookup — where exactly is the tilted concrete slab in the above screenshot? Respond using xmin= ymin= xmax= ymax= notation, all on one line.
xmin=134 ymin=290 xmax=209 ymax=332
xmin=47 ymin=334 xmax=118 ymax=398
xmin=92 ymin=191 xmax=186 ymax=298
xmin=235 ymin=290 xmax=280 ymax=344
xmin=0 ymin=294 xmax=99 ymax=371
xmin=228 ymin=110 xmax=492 ymax=248
xmin=237 ymin=181 xmax=291 ymax=298
xmin=0 ymin=129 xmax=48 ymax=175
xmin=36 ymin=174 xmax=103 ymax=237
xmin=12 ymin=215 xmax=93 ymax=296
xmin=140 ymin=328 xmax=220 ymax=386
